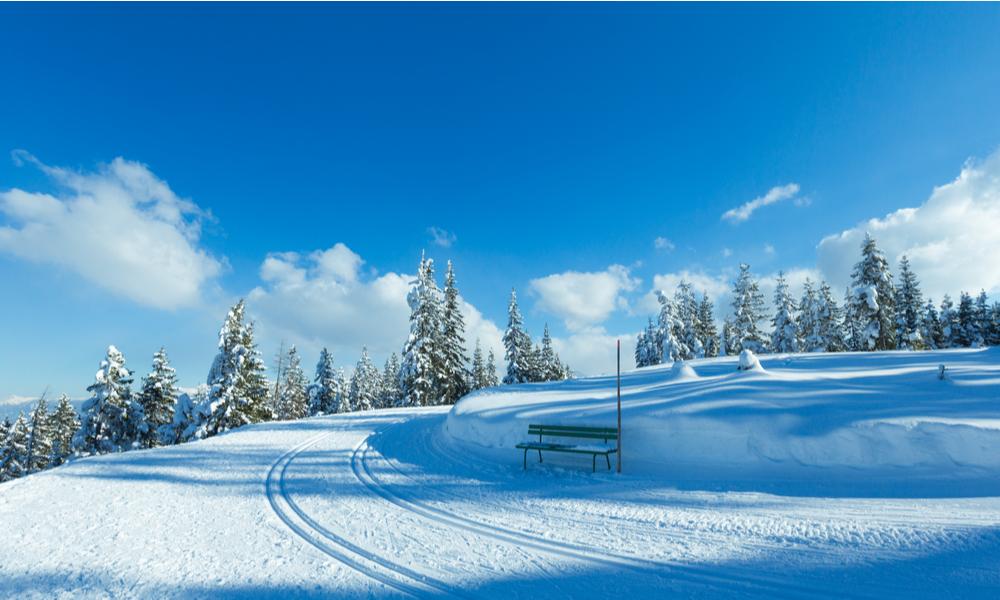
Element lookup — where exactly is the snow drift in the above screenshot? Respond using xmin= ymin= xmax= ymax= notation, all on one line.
xmin=446 ymin=348 xmax=1000 ymax=486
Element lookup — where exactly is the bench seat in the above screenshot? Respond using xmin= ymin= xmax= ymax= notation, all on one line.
xmin=517 ymin=424 xmax=619 ymax=472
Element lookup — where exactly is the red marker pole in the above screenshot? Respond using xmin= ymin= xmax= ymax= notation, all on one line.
xmin=616 ymin=338 xmax=622 ymax=474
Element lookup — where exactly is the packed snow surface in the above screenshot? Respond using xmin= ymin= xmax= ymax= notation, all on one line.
xmin=3 ymin=350 xmax=1000 ymax=598
xmin=448 ymin=348 xmax=1000 ymax=493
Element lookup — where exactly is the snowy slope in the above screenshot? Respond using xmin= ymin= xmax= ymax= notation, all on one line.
xmin=447 ymin=348 xmax=1000 ymax=494
xmin=3 ymin=351 xmax=1000 ymax=598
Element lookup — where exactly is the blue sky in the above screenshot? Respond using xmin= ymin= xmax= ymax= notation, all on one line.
xmin=3 ymin=3 xmax=1000 ymax=402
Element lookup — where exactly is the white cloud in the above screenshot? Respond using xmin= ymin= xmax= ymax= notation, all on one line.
xmin=552 ymin=327 xmax=637 ymax=376
xmin=764 ymin=243 xmax=776 ymax=256
xmin=427 ymin=226 xmax=456 ymax=248
xmin=248 ymin=244 xmax=504 ymax=372
xmin=653 ymin=236 xmax=675 ymax=251
xmin=817 ymin=148 xmax=1000 ymax=300
xmin=0 ymin=152 xmax=221 ymax=309
xmin=530 ymin=265 xmax=640 ymax=331
xmin=722 ymin=183 xmax=801 ymax=223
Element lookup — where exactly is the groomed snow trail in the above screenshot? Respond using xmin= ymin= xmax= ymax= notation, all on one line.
xmin=3 ymin=407 xmax=1000 ymax=598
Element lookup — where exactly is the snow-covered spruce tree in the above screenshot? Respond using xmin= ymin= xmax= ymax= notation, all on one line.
xmin=278 ymin=346 xmax=309 ymax=420
xmin=989 ymin=301 xmax=1000 ymax=347
xmin=539 ymin=324 xmax=564 ymax=381
xmin=191 ymin=300 xmax=271 ymax=440
xmin=136 ymin=347 xmax=178 ymax=448
xmin=502 ymin=288 xmax=535 ymax=384
xmin=655 ymin=290 xmax=685 ymax=362
xmin=894 ymin=256 xmax=925 ymax=350
xmin=956 ymin=292 xmax=979 ymax=347
xmin=720 ymin=317 xmax=738 ymax=357
xmin=798 ymin=280 xmax=822 ymax=352
xmin=439 ymin=261 xmax=470 ymax=404
xmin=939 ymin=295 xmax=959 ymax=349
xmin=730 ymin=263 xmax=769 ymax=354
xmin=920 ymin=299 xmax=944 ymax=350
xmin=74 ymin=346 xmax=135 ymax=455
xmin=770 ymin=272 xmax=800 ymax=353
xmin=349 ymin=347 xmax=382 ymax=412
xmin=335 ymin=368 xmax=352 ymax=412
xmin=817 ymin=281 xmax=846 ymax=352
xmin=380 ymin=353 xmax=402 ymax=409
xmin=484 ymin=350 xmax=500 ymax=388
xmin=674 ymin=282 xmax=703 ymax=359
xmin=399 ymin=255 xmax=444 ymax=406
xmin=634 ymin=327 xmax=650 ymax=367
xmin=975 ymin=291 xmax=993 ymax=346
xmin=48 ymin=394 xmax=80 ymax=466
xmin=0 ymin=414 xmax=29 ymax=482
xmin=470 ymin=341 xmax=487 ymax=390
xmin=24 ymin=397 xmax=52 ymax=474
xmin=309 ymin=348 xmax=338 ymax=416
xmin=848 ymin=234 xmax=896 ymax=351
xmin=697 ymin=293 xmax=719 ymax=358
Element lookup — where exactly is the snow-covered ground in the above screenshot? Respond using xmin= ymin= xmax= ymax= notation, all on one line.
xmin=3 ymin=350 xmax=1000 ymax=598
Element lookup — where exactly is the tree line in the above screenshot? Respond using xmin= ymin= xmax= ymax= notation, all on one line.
xmin=1 ymin=253 xmax=572 ymax=482
xmin=636 ymin=233 xmax=1000 ymax=367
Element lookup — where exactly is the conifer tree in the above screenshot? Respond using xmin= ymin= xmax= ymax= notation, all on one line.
xmin=939 ymin=295 xmax=959 ymax=348
xmin=975 ymin=291 xmax=991 ymax=346
xmin=720 ymin=317 xmax=738 ymax=357
xmin=502 ymin=288 xmax=534 ymax=384
xmin=309 ymin=348 xmax=339 ymax=416
xmin=655 ymin=290 xmax=685 ymax=362
xmin=674 ymin=282 xmax=703 ymax=359
xmin=484 ymin=350 xmax=500 ymax=388
xmin=539 ymin=324 xmax=564 ymax=381
xmin=439 ymin=261 xmax=470 ymax=403
xmin=74 ymin=345 xmax=135 ymax=455
xmin=989 ymin=302 xmax=1000 ymax=347
xmin=400 ymin=255 xmax=444 ymax=405
xmin=349 ymin=347 xmax=382 ymax=411
xmin=277 ymin=346 xmax=309 ymax=419
xmin=48 ymin=394 xmax=80 ymax=465
xmin=335 ymin=368 xmax=352 ymax=413
xmin=730 ymin=263 xmax=769 ymax=353
xmin=380 ymin=353 xmax=402 ymax=408
xmin=799 ymin=280 xmax=821 ymax=352
xmin=697 ymin=293 xmax=719 ymax=358
xmin=894 ymin=256 xmax=925 ymax=349
xmin=470 ymin=340 xmax=487 ymax=390
xmin=0 ymin=414 xmax=28 ymax=482
xmin=848 ymin=234 xmax=896 ymax=351
xmin=956 ymin=292 xmax=978 ymax=347
xmin=770 ymin=272 xmax=800 ymax=353
xmin=24 ymin=397 xmax=52 ymax=474
xmin=817 ymin=281 xmax=846 ymax=352
xmin=921 ymin=299 xmax=944 ymax=350
xmin=191 ymin=300 xmax=271 ymax=439
xmin=136 ymin=348 xmax=178 ymax=448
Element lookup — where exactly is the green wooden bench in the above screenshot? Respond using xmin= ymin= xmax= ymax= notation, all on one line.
xmin=516 ymin=424 xmax=619 ymax=472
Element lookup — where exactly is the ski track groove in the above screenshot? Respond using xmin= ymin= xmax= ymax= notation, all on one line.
xmin=354 ymin=419 xmax=877 ymax=600
xmin=264 ymin=429 xmax=468 ymax=598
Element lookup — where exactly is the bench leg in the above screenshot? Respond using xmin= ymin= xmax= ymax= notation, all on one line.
xmin=592 ymin=454 xmax=596 ymax=473
xmin=606 ymin=454 xmax=611 ymax=470
xmin=538 ymin=449 xmax=543 ymax=463
xmin=523 ymin=448 xmax=528 ymax=470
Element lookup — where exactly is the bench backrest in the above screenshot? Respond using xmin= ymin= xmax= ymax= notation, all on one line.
xmin=527 ymin=424 xmax=618 ymax=442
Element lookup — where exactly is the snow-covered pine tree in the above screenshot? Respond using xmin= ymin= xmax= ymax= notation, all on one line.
xmin=989 ymin=302 xmax=1000 ymax=347
xmin=73 ymin=346 xmax=135 ymax=455
xmin=770 ymin=272 xmax=800 ymax=353
xmin=502 ymin=288 xmax=535 ymax=384
xmin=975 ymin=291 xmax=991 ymax=347
xmin=634 ymin=328 xmax=649 ymax=367
xmin=798 ymin=279 xmax=822 ymax=352
xmin=920 ymin=299 xmax=943 ymax=350
xmin=24 ymin=397 xmax=52 ymax=474
xmin=484 ymin=350 xmax=500 ymax=388
xmin=894 ymin=256 xmax=925 ymax=350
xmin=817 ymin=281 xmax=846 ymax=352
xmin=136 ymin=347 xmax=178 ymax=448
xmin=349 ymin=347 xmax=382 ymax=411
xmin=539 ymin=324 xmax=563 ymax=381
xmin=48 ymin=394 xmax=80 ymax=465
xmin=674 ymin=282 xmax=702 ymax=359
xmin=439 ymin=261 xmax=470 ymax=404
xmin=655 ymin=290 xmax=684 ymax=362
xmin=470 ymin=341 xmax=487 ymax=390
xmin=191 ymin=300 xmax=271 ymax=440
xmin=956 ymin=292 xmax=979 ymax=347
xmin=277 ymin=346 xmax=309 ymax=419
xmin=848 ymin=234 xmax=896 ymax=351
xmin=730 ymin=263 xmax=769 ymax=353
xmin=697 ymin=293 xmax=719 ymax=358
xmin=309 ymin=348 xmax=338 ymax=416
xmin=0 ymin=414 xmax=28 ymax=482
xmin=380 ymin=353 xmax=402 ymax=408
xmin=399 ymin=255 xmax=444 ymax=406
xmin=637 ymin=318 xmax=660 ymax=366
xmin=0 ymin=418 xmax=11 ymax=481
xmin=720 ymin=317 xmax=738 ymax=357
xmin=939 ymin=295 xmax=959 ymax=348
xmin=335 ymin=368 xmax=352 ymax=412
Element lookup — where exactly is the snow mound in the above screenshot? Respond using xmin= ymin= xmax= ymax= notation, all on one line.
xmin=670 ymin=360 xmax=698 ymax=380
xmin=737 ymin=348 xmax=762 ymax=371
xmin=446 ymin=348 xmax=1000 ymax=487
